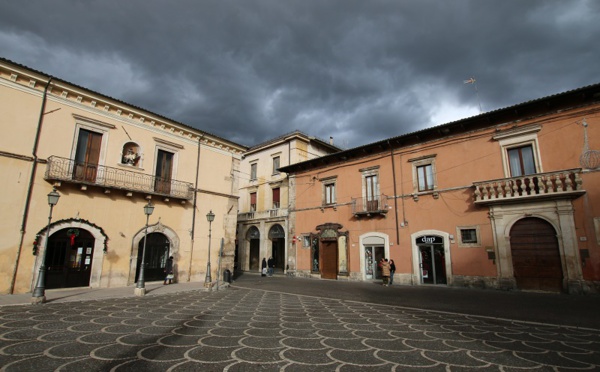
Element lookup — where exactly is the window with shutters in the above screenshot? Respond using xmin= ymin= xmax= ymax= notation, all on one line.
xmin=250 ymin=162 xmax=257 ymax=181
xmin=272 ymin=187 xmax=280 ymax=209
xmin=250 ymin=192 xmax=257 ymax=212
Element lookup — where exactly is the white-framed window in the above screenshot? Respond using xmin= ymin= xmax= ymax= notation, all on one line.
xmin=272 ymin=187 xmax=280 ymax=209
xmin=250 ymin=192 xmax=257 ymax=212
xmin=322 ymin=177 xmax=337 ymax=205
xmin=409 ymin=155 xmax=437 ymax=193
xmin=70 ymin=115 xmax=114 ymax=183
xmin=250 ymin=162 xmax=258 ymax=181
xmin=493 ymin=124 xmax=542 ymax=178
xmin=457 ymin=226 xmax=481 ymax=247
xmin=272 ymin=156 xmax=280 ymax=175
xmin=152 ymin=138 xmax=182 ymax=195
xmin=360 ymin=167 xmax=380 ymax=211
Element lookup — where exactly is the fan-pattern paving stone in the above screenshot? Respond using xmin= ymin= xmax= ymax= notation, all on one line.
xmin=0 ymin=287 xmax=598 ymax=371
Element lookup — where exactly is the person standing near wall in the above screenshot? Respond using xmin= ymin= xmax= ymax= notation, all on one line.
xmin=261 ymin=258 xmax=267 ymax=277
xmin=389 ymin=259 xmax=396 ymax=286
xmin=267 ymin=256 xmax=274 ymax=277
xmin=164 ymin=256 xmax=174 ymax=285
xmin=381 ymin=258 xmax=391 ymax=287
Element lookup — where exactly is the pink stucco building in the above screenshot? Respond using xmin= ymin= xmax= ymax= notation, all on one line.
xmin=281 ymin=83 xmax=600 ymax=294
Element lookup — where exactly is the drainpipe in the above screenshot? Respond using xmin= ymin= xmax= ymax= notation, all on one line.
xmin=10 ymin=77 xmax=53 ymax=294
xmin=388 ymin=141 xmax=400 ymax=245
xmin=187 ymin=135 xmax=203 ymax=281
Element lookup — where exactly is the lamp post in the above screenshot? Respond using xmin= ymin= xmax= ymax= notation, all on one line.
xmin=31 ymin=188 xmax=60 ymax=304
xmin=134 ymin=200 xmax=155 ymax=296
xmin=204 ymin=210 xmax=215 ymax=287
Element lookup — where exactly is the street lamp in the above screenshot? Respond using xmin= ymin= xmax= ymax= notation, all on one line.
xmin=204 ymin=210 xmax=215 ymax=286
xmin=134 ymin=200 xmax=155 ymax=296
xmin=31 ymin=188 xmax=60 ymax=304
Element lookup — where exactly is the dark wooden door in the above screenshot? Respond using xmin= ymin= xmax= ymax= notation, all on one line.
xmin=510 ymin=217 xmax=562 ymax=292
xmin=73 ymin=129 xmax=102 ymax=182
xmin=154 ymin=150 xmax=173 ymax=194
xmin=321 ymin=241 xmax=338 ymax=279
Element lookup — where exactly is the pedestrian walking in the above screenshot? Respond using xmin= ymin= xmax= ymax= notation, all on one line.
xmin=267 ymin=256 xmax=274 ymax=276
xmin=381 ymin=258 xmax=391 ymax=286
xmin=261 ymin=258 xmax=267 ymax=277
xmin=164 ymin=256 xmax=174 ymax=285
xmin=389 ymin=259 xmax=396 ymax=285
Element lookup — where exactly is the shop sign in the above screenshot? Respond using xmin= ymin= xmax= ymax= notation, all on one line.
xmin=416 ymin=235 xmax=443 ymax=245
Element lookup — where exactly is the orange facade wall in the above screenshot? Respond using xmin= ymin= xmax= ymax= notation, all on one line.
xmin=290 ymin=104 xmax=600 ymax=293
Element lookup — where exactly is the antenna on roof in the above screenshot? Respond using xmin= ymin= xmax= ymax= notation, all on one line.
xmin=463 ymin=77 xmax=483 ymax=114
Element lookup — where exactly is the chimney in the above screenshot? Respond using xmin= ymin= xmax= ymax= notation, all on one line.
xmin=329 ymin=136 xmax=333 ymax=145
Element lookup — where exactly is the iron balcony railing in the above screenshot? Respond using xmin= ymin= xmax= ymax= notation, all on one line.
xmin=352 ymin=194 xmax=389 ymax=216
xmin=238 ymin=208 xmax=288 ymax=222
xmin=473 ymin=168 xmax=584 ymax=204
xmin=45 ymin=156 xmax=194 ymax=200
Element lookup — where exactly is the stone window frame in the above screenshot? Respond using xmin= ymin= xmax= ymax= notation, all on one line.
xmin=456 ymin=225 xmax=481 ymax=247
xmin=321 ymin=176 xmax=337 ymax=205
xmin=493 ymin=124 xmax=543 ymax=178
xmin=409 ymin=155 xmax=437 ymax=194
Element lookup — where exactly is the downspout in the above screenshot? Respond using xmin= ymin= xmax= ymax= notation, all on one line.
xmin=10 ymin=77 xmax=53 ymax=294
xmin=187 ymin=135 xmax=203 ymax=281
xmin=388 ymin=140 xmax=400 ymax=245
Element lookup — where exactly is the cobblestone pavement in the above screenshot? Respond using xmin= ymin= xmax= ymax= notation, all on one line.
xmin=1 ymin=285 xmax=599 ymax=371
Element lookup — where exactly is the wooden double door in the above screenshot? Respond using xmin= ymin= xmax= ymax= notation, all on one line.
xmin=510 ymin=218 xmax=563 ymax=292
xmin=320 ymin=241 xmax=338 ymax=280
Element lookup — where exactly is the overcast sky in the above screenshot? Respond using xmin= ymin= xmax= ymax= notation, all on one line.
xmin=1 ymin=1 xmax=598 ymax=149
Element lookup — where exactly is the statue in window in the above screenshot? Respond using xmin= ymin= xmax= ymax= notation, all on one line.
xmin=122 ymin=149 xmax=139 ymax=165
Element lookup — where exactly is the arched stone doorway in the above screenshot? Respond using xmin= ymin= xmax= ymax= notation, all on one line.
xmin=134 ymin=232 xmax=171 ymax=283
xmin=510 ymin=217 xmax=562 ymax=292
xmin=246 ymin=226 xmax=260 ymax=271
xmin=269 ymin=224 xmax=285 ymax=273
xmin=130 ymin=220 xmax=179 ymax=285
xmin=45 ymin=228 xmax=96 ymax=289
xmin=32 ymin=220 xmax=107 ymax=290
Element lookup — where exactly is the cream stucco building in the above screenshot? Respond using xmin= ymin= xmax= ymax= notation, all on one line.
xmin=0 ymin=58 xmax=246 ymax=295
xmin=236 ymin=132 xmax=339 ymax=274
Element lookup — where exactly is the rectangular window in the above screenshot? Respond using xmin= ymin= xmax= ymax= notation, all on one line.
xmin=154 ymin=149 xmax=174 ymax=194
xmin=250 ymin=163 xmax=257 ymax=181
xmin=508 ymin=145 xmax=536 ymax=177
xmin=272 ymin=187 xmax=280 ymax=209
xmin=73 ymin=129 xmax=102 ymax=182
xmin=460 ymin=229 xmax=478 ymax=244
xmin=457 ymin=226 xmax=481 ymax=247
xmin=417 ymin=164 xmax=434 ymax=191
xmin=365 ymin=174 xmax=379 ymax=211
xmin=324 ymin=183 xmax=336 ymax=204
xmin=272 ymin=156 xmax=280 ymax=175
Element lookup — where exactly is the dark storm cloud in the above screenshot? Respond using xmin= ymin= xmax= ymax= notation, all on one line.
xmin=1 ymin=0 xmax=598 ymax=148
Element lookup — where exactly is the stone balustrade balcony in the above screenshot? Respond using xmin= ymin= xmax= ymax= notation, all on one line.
xmin=44 ymin=156 xmax=194 ymax=201
xmin=473 ymin=169 xmax=584 ymax=205
xmin=238 ymin=208 xmax=288 ymax=222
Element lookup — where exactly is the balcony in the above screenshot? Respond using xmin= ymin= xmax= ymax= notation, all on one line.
xmin=473 ymin=169 xmax=585 ymax=205
xmin=352 ymin=194 xmax=389 ymax=217
xmin=238 ymin=208 xmax=288 ymax=222
xmin=44 ymin=156 xmax=194 ymax=200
